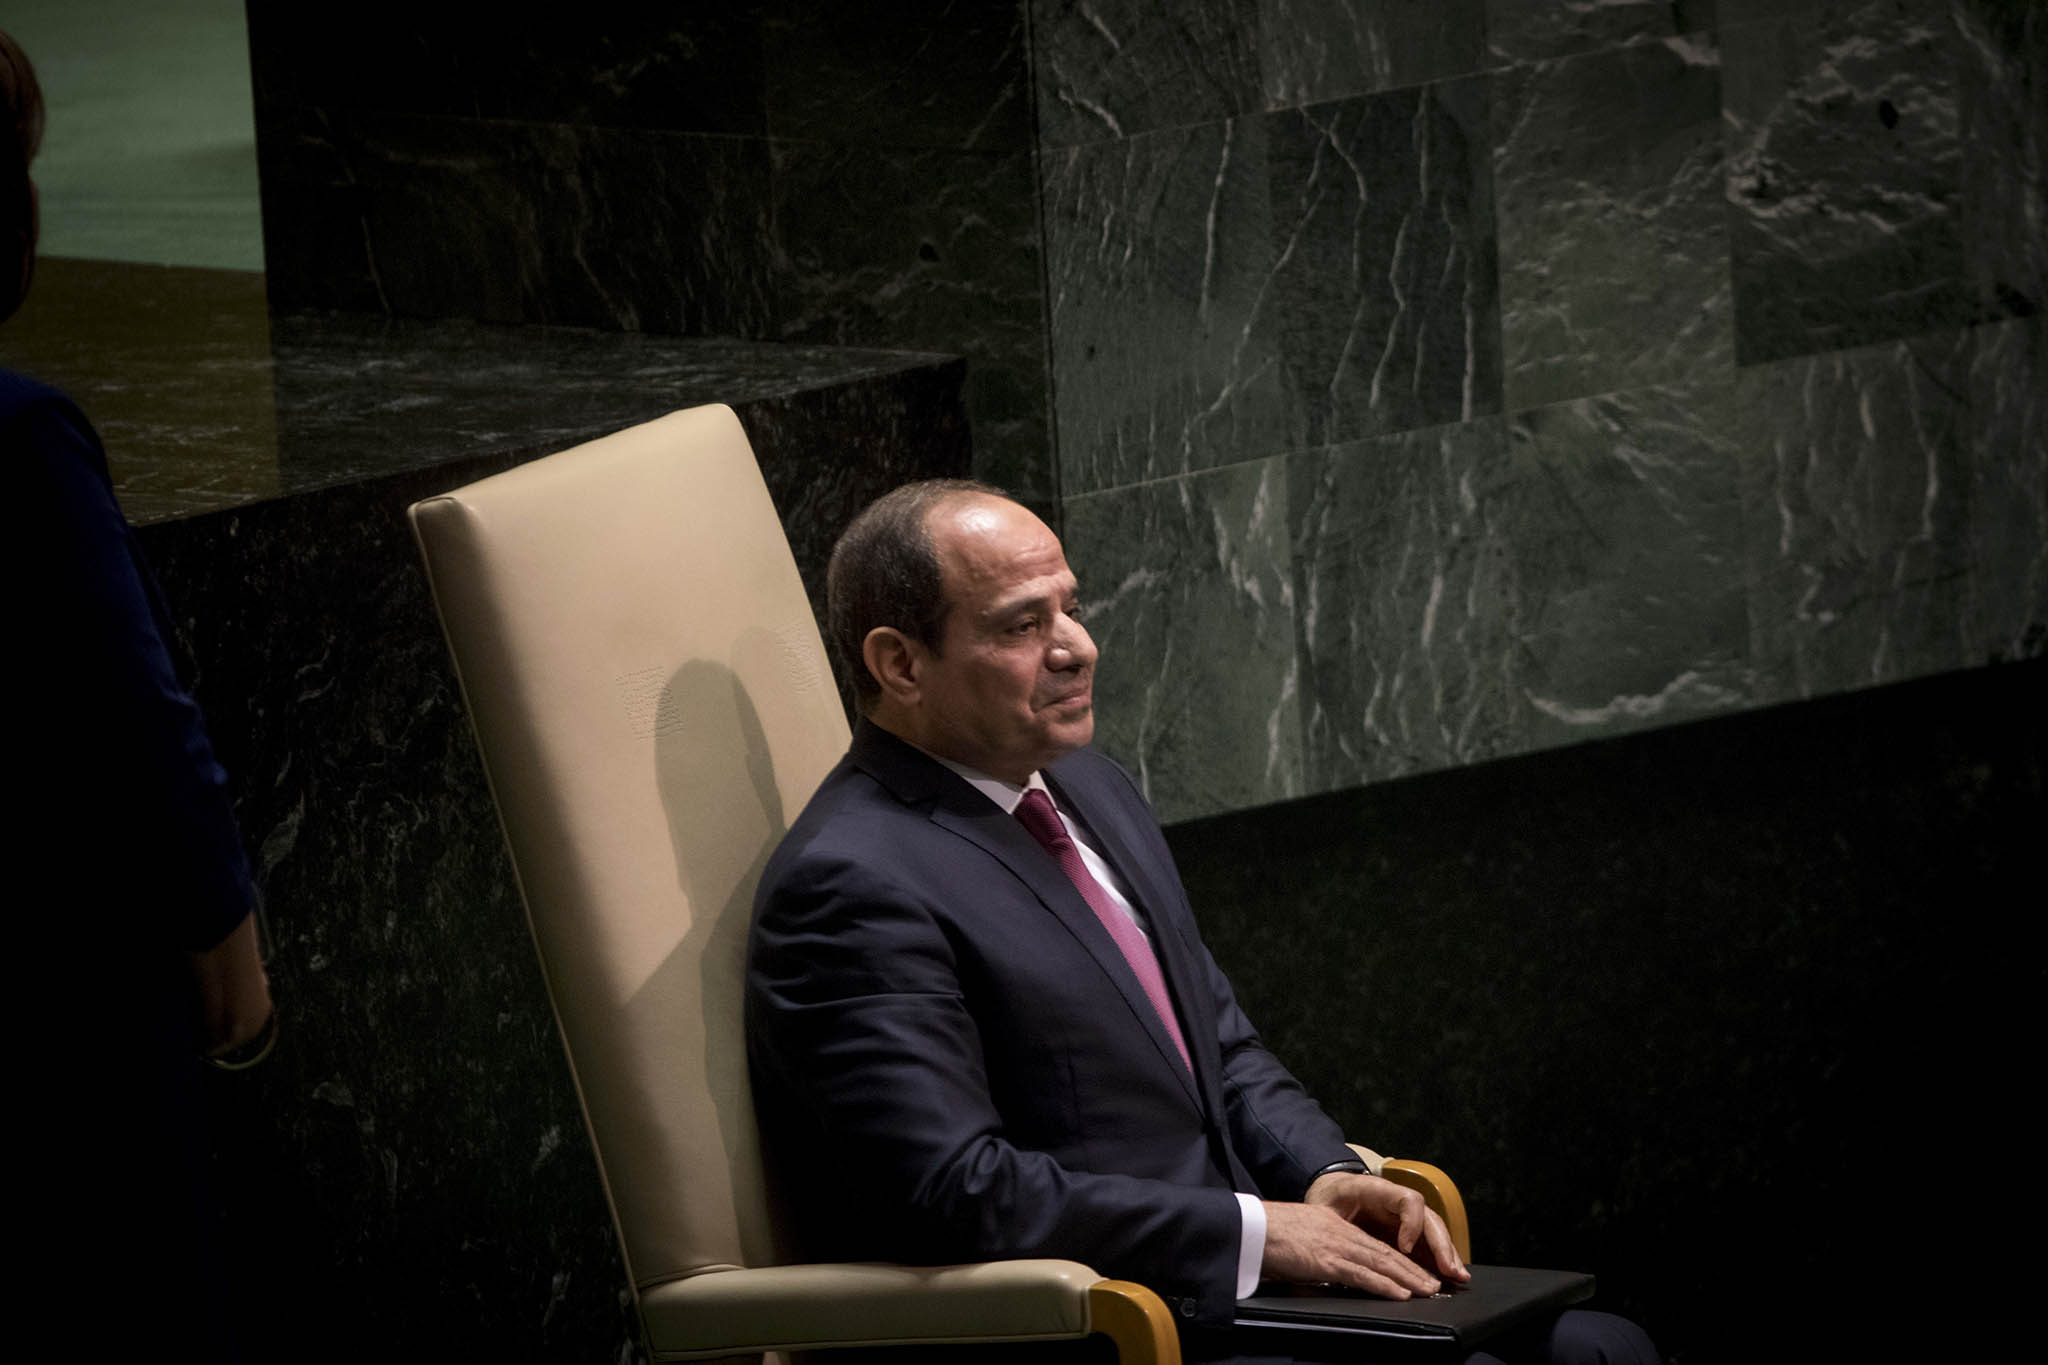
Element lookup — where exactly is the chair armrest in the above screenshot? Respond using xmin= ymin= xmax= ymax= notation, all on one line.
xmin=639 ymin=1261 xmax=1179 ymax=1363
xmin=1381 ymin=1160 xmax=1472 ymax=1264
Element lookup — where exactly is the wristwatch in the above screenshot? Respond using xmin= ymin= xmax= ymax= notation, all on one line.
xmin=1308 ymin=1156 xmax=1368 ymax=1182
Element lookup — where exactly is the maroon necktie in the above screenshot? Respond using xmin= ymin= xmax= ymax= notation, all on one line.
xmin=1014 ymin=787 xmax=1192 ymax=1072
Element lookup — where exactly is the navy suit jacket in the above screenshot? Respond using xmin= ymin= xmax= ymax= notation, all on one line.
xmin=746 ymin=720 xmax=1355 ymax=1326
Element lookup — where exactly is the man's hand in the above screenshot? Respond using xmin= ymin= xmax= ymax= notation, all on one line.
xmin=1261 ymin=1173 xmax=1471 ymax=1298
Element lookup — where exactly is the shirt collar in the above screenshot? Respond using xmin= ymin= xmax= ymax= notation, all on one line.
xmin=931 ymin=755 xmax=1049 ymax=816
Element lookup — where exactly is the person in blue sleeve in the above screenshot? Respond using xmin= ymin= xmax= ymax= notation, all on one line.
xmin=5 ymin=28 xmax=272 ymax=1359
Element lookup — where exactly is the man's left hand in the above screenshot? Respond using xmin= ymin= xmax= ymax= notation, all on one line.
xmin=1302 ymin=1172 xmax=1471 ymax=1285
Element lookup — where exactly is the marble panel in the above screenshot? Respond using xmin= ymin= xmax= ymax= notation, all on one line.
xmin=1485 ymin=0 xmax=1716 ymax=64
xmin=1956 ymin=0 xmax=2047 ymax=321
xmin=1966 ymin=315 xmax=2048 ymax=663
xmin=1031 ymin=0 xmax=1264 ymax=146
xmin=1733 ymin=330 xmax=1975 ymax=700
xmin=1723 ymin=0 xmax=1982 ymax=364
xmin=1044 ymin=119 xmax=1283 ymax=495
xmin=768 ymin=141 xmax=1049 ymax=499
xmin=1267 ymin=76 xmax=1501 ymax=448
xmin=764 ymin=0 xmax=1033 ymax=150
xmin=1506 ymin=380 xmax=1756 ymax=749
xmin=1256 ymin=0 xmax=1488 ymax=107
xmin=1063 ymin=459 xmax=1303 ymax=823
xmin=257 ymin=111 xmax=782 ymax=337
xmin=1289 ymin=417 xmax=1523 ymax=791
xmin=246 ymin=5 xmax=774 ymax=136
xmin=1494 ymin=37 xmax=1730 ymax=410
xmin=251 ymin=104 xmax=391 ymax=317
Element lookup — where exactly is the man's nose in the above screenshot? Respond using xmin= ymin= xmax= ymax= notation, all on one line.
xmin=1050 ymin=614 xmax=1097 ymax=669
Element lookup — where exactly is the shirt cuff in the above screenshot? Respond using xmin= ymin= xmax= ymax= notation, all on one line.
xmin=1233 ymin=1193 xmax=1266 ymax=1299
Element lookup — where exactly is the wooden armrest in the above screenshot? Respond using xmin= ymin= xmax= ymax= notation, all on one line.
xmin=1380 ymin=1160 xmax=1472 ymax=1264
xmin=639 ymin=1261 xmax=1178 ymax=1363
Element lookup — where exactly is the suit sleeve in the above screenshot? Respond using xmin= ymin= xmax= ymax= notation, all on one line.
xmin=747 ymin=845 xmax=1246 ymax=1324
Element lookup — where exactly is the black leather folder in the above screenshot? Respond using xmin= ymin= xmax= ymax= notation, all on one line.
xmin=1233 ymin=1265 xmax=1596 ymax=1357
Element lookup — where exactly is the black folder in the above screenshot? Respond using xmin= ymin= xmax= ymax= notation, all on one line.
xmin=1233 ymin=1265 xmax=1595 ymax=1357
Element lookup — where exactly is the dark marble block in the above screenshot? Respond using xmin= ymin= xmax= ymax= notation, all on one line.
xmin=256 ymin=110 xmax=782 ymax=338
xmin=1485 ymin=0 xmax=1716 ymax=64
xmin=247 ymin=2 xmax=1033 ymax=152
xmin=1289 ymin=417 xmax=1523 ymax=791
xmin=1723 ymin=0 xmax=1988 ymax=363
xmin=1031 ymin=0 xmax=1264 ymax=146
xmin=9 ymin=259 xmax=965 ymax=529
xmin=1044 ymin=118 xmax=1284 ymax=494
xmin=1493 ymin=36 xmax=1731 ymax=410
xmin=246 ymin=5 xmax=775 ymax=136
xmin=256 ymin=108 xmax=1049 ymax=500
xmin=763 ymin=0 xmax=1033 ymax=151
xmin=1267 ymin=76 xmax=1501 ymax=448
xmin=1258 ymin=0 xmax=1488 ymax=107
xmin=1166 ymin=656 xmax=2046 ymax=1363
xmin=1064 ymin=458 xmax=1303 ymax=823
xmin=768 ymin=140 xmax=1050 ymax=501
xmin=1733 ymin=329 xmax=1976 ymax=700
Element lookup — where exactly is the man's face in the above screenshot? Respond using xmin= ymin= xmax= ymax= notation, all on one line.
xmin=914 ymin=495 xmax=1097 ymax=784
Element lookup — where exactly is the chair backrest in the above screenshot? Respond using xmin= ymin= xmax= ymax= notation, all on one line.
xmin=409 ymin=405 xmax=850 ymax=1295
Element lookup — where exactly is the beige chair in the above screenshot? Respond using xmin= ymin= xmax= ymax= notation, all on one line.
xmin=408 ymin=404 xmax=1467 ymax=1363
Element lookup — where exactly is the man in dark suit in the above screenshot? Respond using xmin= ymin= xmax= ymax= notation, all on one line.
xmin=747 ymin=481 xmax=1652 ymax=1363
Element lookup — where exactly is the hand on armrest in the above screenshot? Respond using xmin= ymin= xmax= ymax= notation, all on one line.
xmin=1260 ymin=1173 xmax=1470 ymax=1297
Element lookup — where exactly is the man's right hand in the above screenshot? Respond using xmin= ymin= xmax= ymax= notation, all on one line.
xmin=1260 ymin=1199 xmax=1444 ymax=1299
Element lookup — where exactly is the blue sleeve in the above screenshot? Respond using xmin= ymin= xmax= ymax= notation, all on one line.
xmin=5 ymin=374 xmax=255 ymax=950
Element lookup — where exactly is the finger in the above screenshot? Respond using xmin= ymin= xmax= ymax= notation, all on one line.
xmin=1348 ymin=1229 xmax=1440 ymax=1296
xmin=1336 ymin=1244 xmax=1438 ymax=1298
xmin=1395 ymin=1196 xmax=1422 ymax=1255
xmin=1418 ymin=1210 xmax=1470 ymax=1281
xmin=1331 ymin=1264 xmax=1414 ymax=1300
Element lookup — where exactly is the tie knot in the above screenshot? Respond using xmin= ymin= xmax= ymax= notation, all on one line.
xmin=1014 ymin=787 xmax=1071 ymax=854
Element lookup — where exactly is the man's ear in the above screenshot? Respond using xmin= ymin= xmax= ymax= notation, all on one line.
xmin=862 ymin=626 xmax=922 ymax=705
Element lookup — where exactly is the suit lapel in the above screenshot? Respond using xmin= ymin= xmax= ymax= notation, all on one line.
xmin=935 ymin=797 xmax=1207 ymax=1113
xmin=851 ymin=723 xmax=1204 ymax=1111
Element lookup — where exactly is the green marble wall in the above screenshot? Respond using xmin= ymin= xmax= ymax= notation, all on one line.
xmin=1041 ymin=0 xmax=2046 ymax=822
xmin=246 ymin=3 xmax=2044 ymax=827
